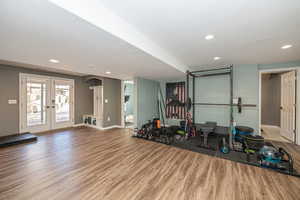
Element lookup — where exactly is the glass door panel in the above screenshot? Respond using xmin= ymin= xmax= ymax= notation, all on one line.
xmin=52 ymin=79 xmax=74 ymax=129
xmin=20 ymin=75 xmax=51 ymax=133
xmin=26 ymin=82 xmax=46 ymax=126
xmin=55 ymin=84 xmax=70 ymax=123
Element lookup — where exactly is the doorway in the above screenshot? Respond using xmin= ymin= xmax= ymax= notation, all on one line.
xmin=123 ymin=80 xmax=134 ymax=128
xmin=20 ymin=73 xmax=74 ymax=133
xmin=260 ymin=70 xmax=296 ymax=143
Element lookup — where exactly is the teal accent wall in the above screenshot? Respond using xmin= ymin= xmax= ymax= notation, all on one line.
xmin=138 ymin=60 xmax=300 ymax=133
xmin=134 ymin=77 xmax=159 ymax=128
xmin=160 ymin=65 xmax=260 ymax=132
xmin=233 ymin=64 xmax=259 ymax=133
xmin=259 ymin=60 xmax=300 ymax=70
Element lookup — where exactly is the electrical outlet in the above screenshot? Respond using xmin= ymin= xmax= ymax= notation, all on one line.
xmin=8 ymin=100 xmax=17 ymax=104
xmin=233 ymin=98 xmax=239 ymax=104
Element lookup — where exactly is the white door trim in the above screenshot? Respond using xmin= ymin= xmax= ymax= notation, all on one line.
xmin=258 ymin=67 xmax=300 ymax=145
xmin=121 ymin=80 xmax=125 ymax=128
xmin=51 ymin=78 xmax=75 ymax=130
xmin=121 ymin=80 xmax=135 ymax=128
xmin=19 ymin=73 xmax=75 ymax=133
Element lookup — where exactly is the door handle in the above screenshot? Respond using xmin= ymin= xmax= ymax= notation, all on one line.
xmin=52 ymin=106 xmax=55 ymax=108
xmin=46 ymin=106 xmax=50 ymax=109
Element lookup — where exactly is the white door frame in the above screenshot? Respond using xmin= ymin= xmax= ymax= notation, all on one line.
xmin=19 ymin=73 xmax=75 ymax=133
xmin=121 ymin=80 xmax=125 ymax=128
xmin=51 ymin=78 xmax=75 ymax=130
xmin=121 ymin=80 xmax=135 ymax=128
xmin=258 ymin=67 xmax=300 ymax=145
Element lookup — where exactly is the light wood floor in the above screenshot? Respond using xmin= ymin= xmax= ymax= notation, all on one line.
xmin=261 ymin=125 xmax=291 ymax=143
xmin=0 ymin=127 xmax=300 ymax=200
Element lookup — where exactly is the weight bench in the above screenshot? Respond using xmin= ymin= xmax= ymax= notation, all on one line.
xmin=195 ymin=122 xmax=229 ymax=150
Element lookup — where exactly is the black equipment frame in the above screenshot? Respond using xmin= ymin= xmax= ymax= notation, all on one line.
xmin=186 ymin=65 xmax=234 ymax=148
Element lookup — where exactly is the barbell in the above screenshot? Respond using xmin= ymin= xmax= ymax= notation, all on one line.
xmin=186 ymin=97 xmax=256 ymax=113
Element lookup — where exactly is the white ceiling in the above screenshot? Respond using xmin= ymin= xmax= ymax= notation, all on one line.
xmin=99 ymin=0 xmax=300 ymax=67
xmin=0 ymin=0 xmax=185 ymax=80
xmin=1 ymin=0 xmax=300 ymax=80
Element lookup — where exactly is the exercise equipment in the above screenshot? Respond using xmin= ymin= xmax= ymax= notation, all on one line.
xmin=196 ymin=122 xmax=217 ymax=149
xmin=135 ymin=118 xmax=174 ymax=145
xmin=185 ymin=97 xmax=256 ymax=114
xmin=186 ymin=66 xmax=257 ymax=149
xmin=258 ymin=144 xmax=294 ymax=174
xmin=219 ymin=137 xmax=230 ymax=154
xmin=194 ymin=122 xmax=230 ymax=150
xmin=235 ymin=126 xmax=254 ymax=143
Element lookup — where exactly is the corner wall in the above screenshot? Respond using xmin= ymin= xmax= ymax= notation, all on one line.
xmin=102 ymin=78 xmax=122 ymax=127
xmin=134 ymin=77 xmax=159 ymax=128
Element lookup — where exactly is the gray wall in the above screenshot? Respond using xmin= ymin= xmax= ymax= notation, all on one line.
xmin=102 ymin=78 xmax=121 ymax=127
xmin=0 ymin=64 xmax=94 ymax=136
xmin=134 ymin=77 xmax=159 ymax=128
xmin=261 ymin=74 xmax=281 ymax=126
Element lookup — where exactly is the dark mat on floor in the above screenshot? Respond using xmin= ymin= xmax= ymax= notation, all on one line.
xmin=0 ymin=133 xmax=37 ymax=147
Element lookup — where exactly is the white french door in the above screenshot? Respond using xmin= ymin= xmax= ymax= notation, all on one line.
xmin=280 ymin=70 xmax=296 ymax=142
xmin=20 ymin=74 xmax=74 ymax=133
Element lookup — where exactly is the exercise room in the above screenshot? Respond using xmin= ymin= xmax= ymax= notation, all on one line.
xmin=0 ymin=1 xmax=300 ymax=200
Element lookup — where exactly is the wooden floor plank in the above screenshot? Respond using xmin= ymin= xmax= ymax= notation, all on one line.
xmin=0 ymin=127 xmax=299 ymax=200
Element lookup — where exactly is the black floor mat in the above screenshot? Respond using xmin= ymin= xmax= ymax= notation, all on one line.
xmin=0 ymin=133 xmax=37 ymax=147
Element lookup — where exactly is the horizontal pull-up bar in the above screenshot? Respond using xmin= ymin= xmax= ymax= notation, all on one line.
xmin=191 ymin=97 xmax=256 ymax=113
xmin=193 ymin=72 xmax=231 ymax=77
xmin=193 ymin=103 xmax=256 ymax=107
xmin=189 ymin=66 xmax=232 ymax=74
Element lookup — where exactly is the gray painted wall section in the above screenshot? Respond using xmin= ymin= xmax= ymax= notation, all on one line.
xmin=135 ymin=77 xmax=159 ymax=128
xmin=0 ymin=64 xmax=93 ymax=136
xmin=102 ymin=78 xmax=121 ymax=127
xmin=261 ymin=74 xmax=281 ymax=126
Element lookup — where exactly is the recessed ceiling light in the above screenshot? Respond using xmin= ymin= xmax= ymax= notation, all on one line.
xmin=105 ymin=71 xmax=111 ymax=74
xmin=281 ymin=44 xmax=292 ymax=49
xmin=214 ymin=57 xmax=221 ymax=60
xmin=205 ymin=35 xmax=215 ymax=40
xmin=49 ymin=59 xmax=60 ymax=63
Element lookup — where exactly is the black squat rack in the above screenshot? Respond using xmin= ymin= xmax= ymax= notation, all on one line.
xmin=186 ymin=65 xmax=256 ymax=149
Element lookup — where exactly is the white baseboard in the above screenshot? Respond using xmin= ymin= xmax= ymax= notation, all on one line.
xmin=73 ymin=124 xmax=123 ymax=130
xmin=101 ymin=125 xmax=123 ymax=130
xmin=261 ymin=124 xmax=280 ymax=129
xmin=72 ymin=123 xmax=85 ymax=127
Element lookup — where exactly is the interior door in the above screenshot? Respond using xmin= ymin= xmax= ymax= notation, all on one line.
xmin=20 ymin=75 xmax=51 ymax=133
xmin=52 ymin=79 xmax=74 ymax=129
xmin=280 ymin=70 xmax=296 ymax=142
